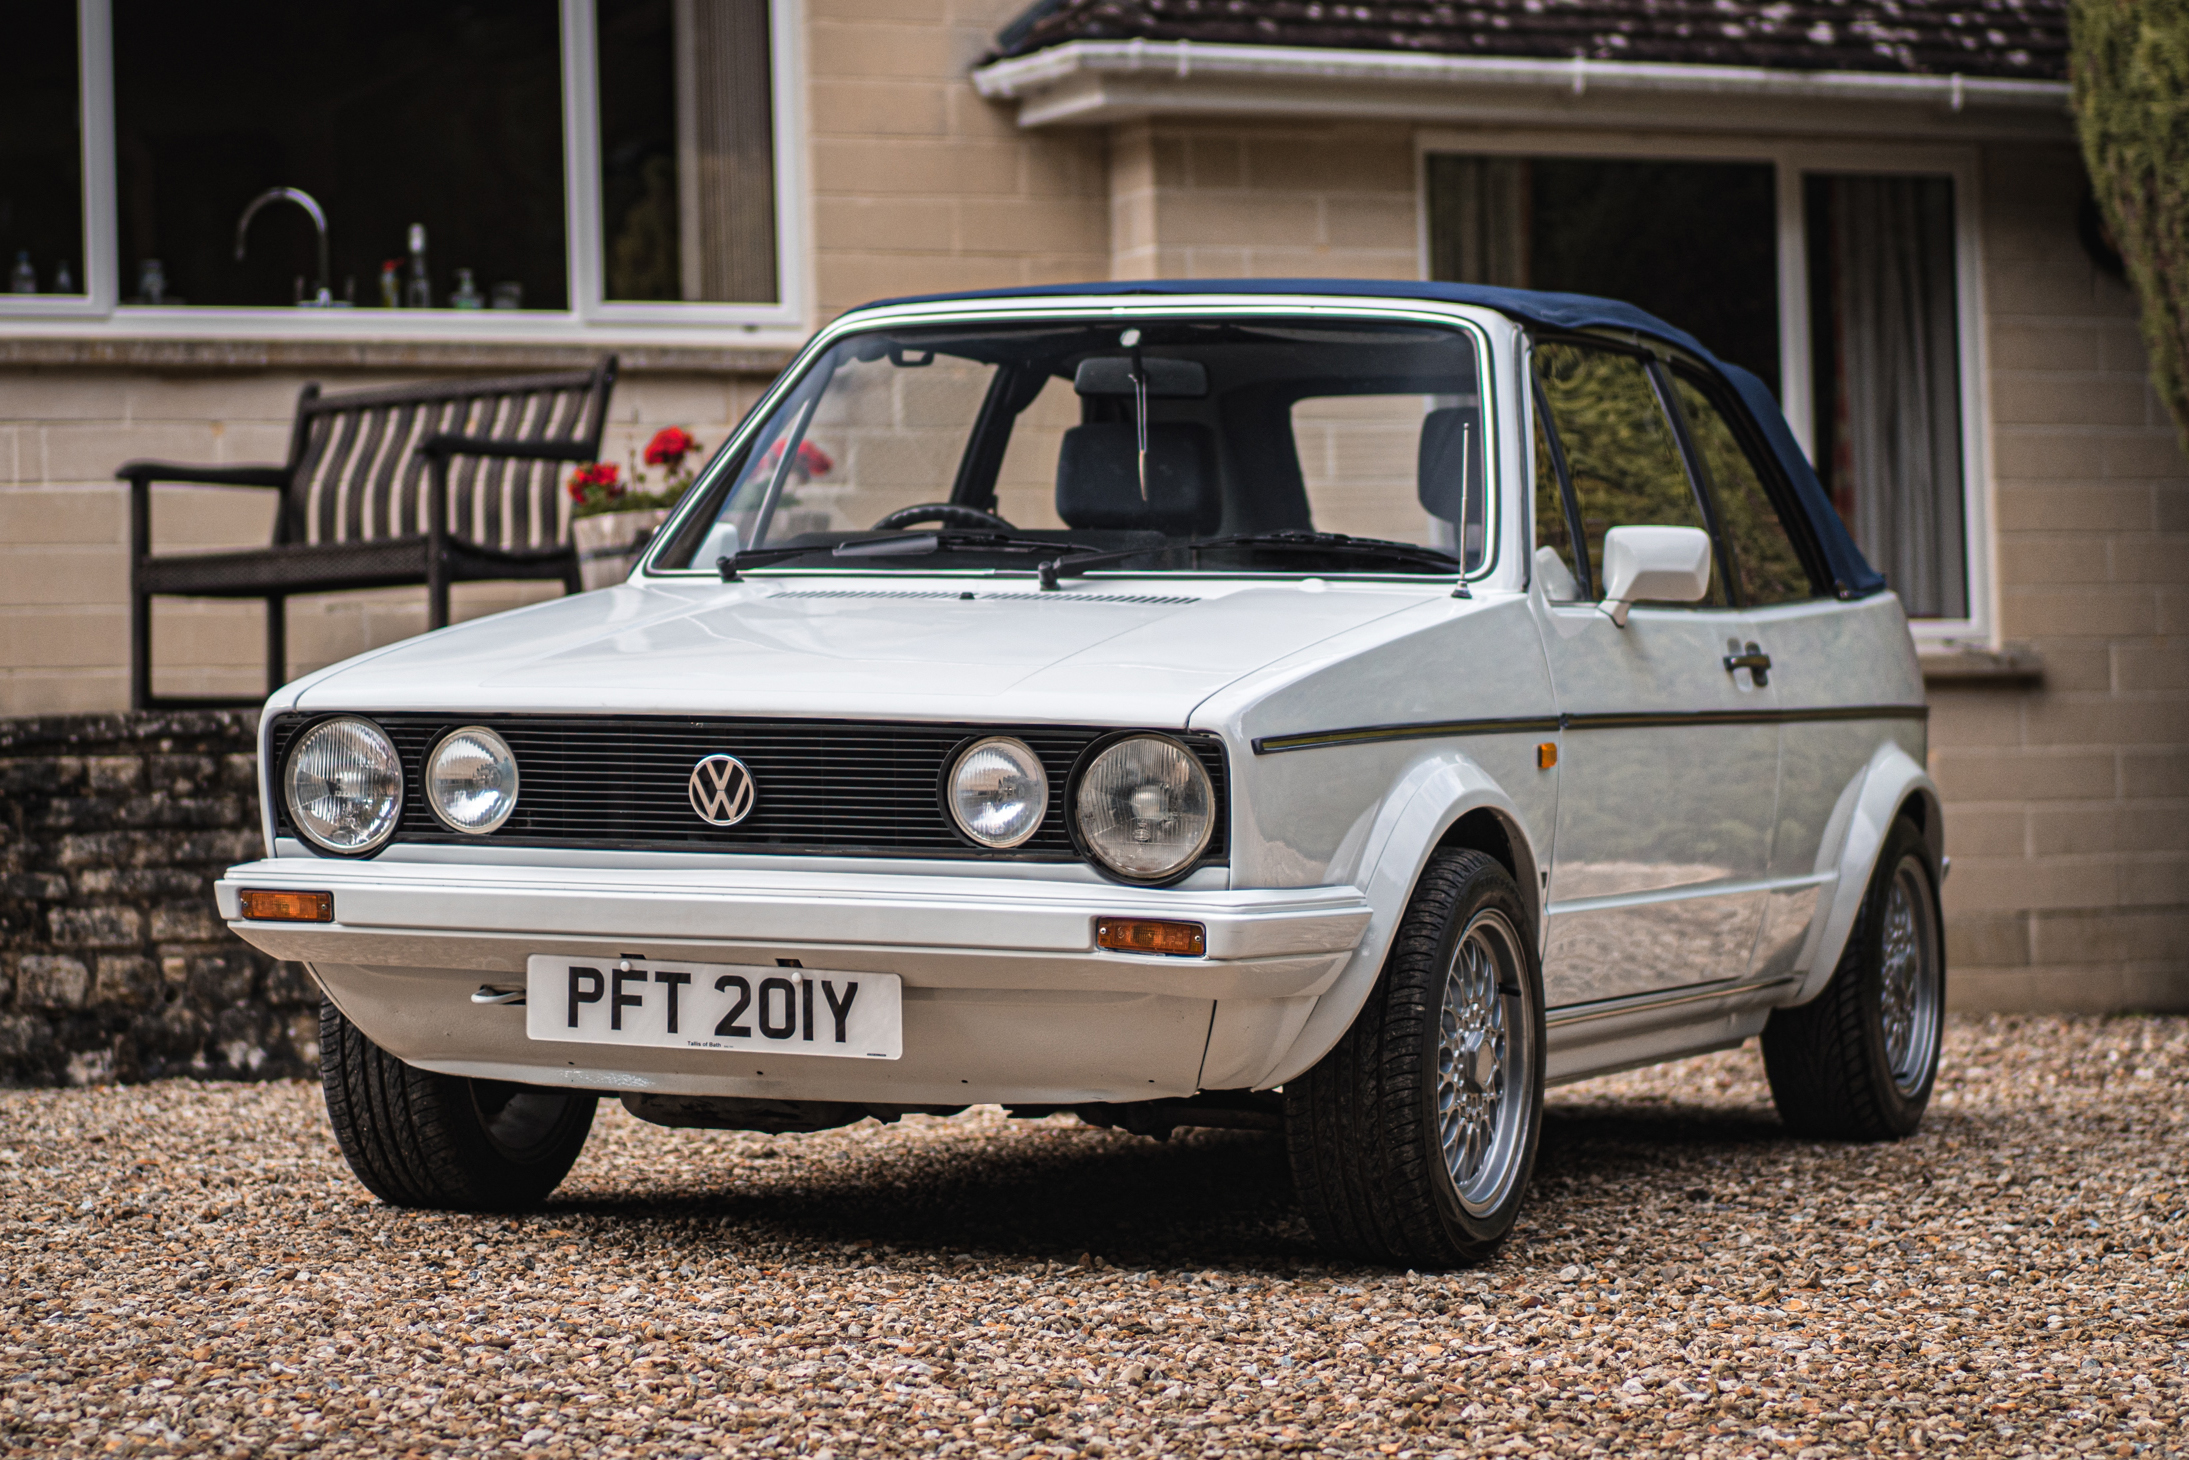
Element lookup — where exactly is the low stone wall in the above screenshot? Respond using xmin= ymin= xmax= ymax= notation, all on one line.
xmin=0 ymin=711 xmax=317 ymax=1086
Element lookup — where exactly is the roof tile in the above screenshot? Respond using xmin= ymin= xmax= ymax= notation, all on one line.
xmin=989 ymin=0 xmax=2067 ymax=79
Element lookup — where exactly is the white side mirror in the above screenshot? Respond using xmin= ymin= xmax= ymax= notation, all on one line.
xmin=1600 ymin=524 xmax=1713 ymax=627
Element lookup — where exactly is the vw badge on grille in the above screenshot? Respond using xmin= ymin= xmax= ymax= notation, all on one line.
xmin=688 ymin=754 xmax=757 ymax=827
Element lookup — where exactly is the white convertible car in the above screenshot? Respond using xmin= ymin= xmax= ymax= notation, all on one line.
xmin=218 ymin=280 xmax=1944 ymax=1267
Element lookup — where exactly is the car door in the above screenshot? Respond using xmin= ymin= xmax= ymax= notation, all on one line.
xmin=1662 ymin=365 xmax=1924 ymax=983
xmin=1527 ymin=339 xmax=1779 ymax=1009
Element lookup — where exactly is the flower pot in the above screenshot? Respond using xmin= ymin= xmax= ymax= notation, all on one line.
xmin=573 ymin=508 xmax=671 ymax=590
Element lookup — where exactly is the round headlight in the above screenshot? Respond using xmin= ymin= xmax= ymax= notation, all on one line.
xmin=1074 ymin=735 xmax=1215 ymax=880
xmin=426 ymin=726 xmax=519 ymax=834
xmin=284 ymin=716 xmax=404 ymax=855
xmin=948 ymin=737 xmax=1049 ymax=849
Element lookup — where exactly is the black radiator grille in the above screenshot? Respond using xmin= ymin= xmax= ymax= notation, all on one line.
xmin=267 ymin=714 xmax=1228 ymax=863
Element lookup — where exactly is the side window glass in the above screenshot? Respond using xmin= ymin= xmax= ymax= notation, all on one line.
xmin=1531 ymin=394 xmax=1582 ymax=599
xmin=1672 ymin=376 xmax=1817 ymax=606
xmin=1532 ymin=341 xmax=1723 ymax=606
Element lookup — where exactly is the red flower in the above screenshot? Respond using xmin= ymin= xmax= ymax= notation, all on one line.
xmin=757 ymin=438 xmax=835 ymax=479
xmin=644 ymin=427 xmax=699 ymax=468
xmin=566 ymin=461 xmax=623 ymax=502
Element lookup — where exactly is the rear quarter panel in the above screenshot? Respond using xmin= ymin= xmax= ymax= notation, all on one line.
xmin=1749 ymin=592 xmax=1937 ymax=998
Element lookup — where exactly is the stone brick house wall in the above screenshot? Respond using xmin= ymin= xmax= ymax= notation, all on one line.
xmin=0 ymin=712 xmax=315 ymax=1084
xmin=808 ymin=0 xmax=1109 ymax=312
xmin=2 ymin=0 xmax=2182 ymax=1040
xmin=1929 ymin=146 xmax=2189 ymax=1011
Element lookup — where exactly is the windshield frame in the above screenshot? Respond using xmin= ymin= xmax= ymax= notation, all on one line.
xmin=638 ymin=296 xmax=1505 ymax=586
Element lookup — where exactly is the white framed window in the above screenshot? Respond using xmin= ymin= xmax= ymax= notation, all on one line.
xmin=1418 ymin=128 xmax=1991 ymax=643
xmin=0 ymin=0 xmax=807 ymax=345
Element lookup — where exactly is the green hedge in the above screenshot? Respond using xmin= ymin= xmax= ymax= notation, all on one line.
xmin=2073 ymin=0 xmax=2189 ymax=454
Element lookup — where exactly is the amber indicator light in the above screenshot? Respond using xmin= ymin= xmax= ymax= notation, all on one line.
xmin=239 ymin=889 xmax=334 ymax=923
xmin=1096 ymin=917 xmax=1206 ymax=957
xmin=1537 ymin=742 xmax=1558 ymax=770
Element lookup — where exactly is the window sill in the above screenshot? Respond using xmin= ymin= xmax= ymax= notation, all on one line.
xmin=0 ymin=304 xmax=808 ymax=374
xmin=1918 ymin=644 xmax=2043 ymax=689
xmin=0 ymin=331 xmax=797 ymax=376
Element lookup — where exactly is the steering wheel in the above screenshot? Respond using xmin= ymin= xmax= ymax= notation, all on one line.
xmin=870 ymin=502 xmax=1016 ymax=532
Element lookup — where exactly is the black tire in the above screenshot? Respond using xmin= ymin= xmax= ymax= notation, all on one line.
xmin=1284 ymin=849 xmax=1545 ymax=1268
xmin=319 ymin=997 xmax=597 ymax=1211
xmin=1761 ymin=817 xmax=1945 ymax=1140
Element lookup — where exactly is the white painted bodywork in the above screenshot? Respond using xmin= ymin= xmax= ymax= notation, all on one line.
xmin=219 ymin=291 xmax=1935 ymax=1107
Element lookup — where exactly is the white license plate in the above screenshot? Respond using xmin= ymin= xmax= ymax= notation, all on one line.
xmin=524 ymin=956 xmax=901 ymax=1060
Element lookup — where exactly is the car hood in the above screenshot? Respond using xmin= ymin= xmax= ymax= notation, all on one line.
xmin=285 ymin=576 xmax=1442 ymax=726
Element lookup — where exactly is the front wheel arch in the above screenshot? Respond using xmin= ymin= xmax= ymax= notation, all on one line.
xmin=1435 ymin=804 xmax=1542 ymax=939
xmin=1256 ymin=761 xmax=1549 ymax=1091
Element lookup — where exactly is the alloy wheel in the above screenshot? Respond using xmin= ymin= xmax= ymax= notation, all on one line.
xmin=1879 ymin=854 xmax=1942 ymax=1094
xmin=1435 ymin=908 xmax=1534 ymax=1216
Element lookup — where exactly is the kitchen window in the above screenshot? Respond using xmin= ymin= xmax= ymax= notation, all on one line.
xmin=114 ymin=0 xmax=569 ymax=312
xmin=1 ymin=0 xmax=802 ymax=337
xmin=1425 ymin=139 xmax=1987 ymax=638
xmin=598 ymin=0 xmax=779 ymax=305
xmin=1 ymin=4 xmax=87 ymax=302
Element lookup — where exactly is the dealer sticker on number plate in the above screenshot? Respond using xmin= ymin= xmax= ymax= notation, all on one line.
xmin=524 ymin=956 xmax=902 ymax=1060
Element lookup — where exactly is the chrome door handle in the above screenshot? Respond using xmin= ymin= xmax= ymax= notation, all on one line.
xmin=1722 ymin=642 xmax=1771 ymax=687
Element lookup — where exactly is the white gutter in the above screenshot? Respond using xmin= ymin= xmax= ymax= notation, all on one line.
xmin=972 ymin=38 xmax=2069 ymax=124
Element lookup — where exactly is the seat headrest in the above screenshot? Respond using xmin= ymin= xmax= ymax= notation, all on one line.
xmin=1057 ymin=422 xmax=1221 ymax=535
xmin=1418 ymin=406 xmax=1479 ymax=523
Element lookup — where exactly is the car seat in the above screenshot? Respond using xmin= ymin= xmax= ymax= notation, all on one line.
xmin=1418 ymin=405 xmax=1483 ymax=563
xmin=1055 ymin=422 xmax=1222 ymax=536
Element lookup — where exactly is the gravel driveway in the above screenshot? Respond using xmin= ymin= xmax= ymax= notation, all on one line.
xmin=3 ymin=1014 xmax=2184 ymax=1459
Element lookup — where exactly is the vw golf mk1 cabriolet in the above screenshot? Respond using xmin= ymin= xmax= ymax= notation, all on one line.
xmin=218 ymin=280 xmax=1944 ymax=1268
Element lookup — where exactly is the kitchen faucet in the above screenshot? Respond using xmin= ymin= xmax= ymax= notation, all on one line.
xmin=235 ymin=187 xmax=336 ymax=307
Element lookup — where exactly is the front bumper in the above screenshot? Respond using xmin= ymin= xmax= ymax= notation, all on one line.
xmin=217 ymin=856 xmax=1372 ymax=1104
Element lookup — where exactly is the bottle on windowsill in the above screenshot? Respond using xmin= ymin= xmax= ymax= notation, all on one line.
xmin=404 ymin=223 xmax=432 ymax=308
xmin=9 ymin=251 xmax=34 ymax=293
xmin=379 ymin=259 xmax=400 ymax=309
xmin=451 ymin=268 xmax=483 ymax=310
xmin=54 ymin=260 xmax=73 ymax=293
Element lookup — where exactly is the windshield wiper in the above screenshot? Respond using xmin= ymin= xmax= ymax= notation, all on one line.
xmin=717 ymin=543 xmax=829 ymax=579
xmin=844 ymin=529 xmax=1101 ymax=558
xmin=1035 ymin=531 xmax=1462 ymax=590
xmin=720 ymin=530 xmax=1099 ymax=581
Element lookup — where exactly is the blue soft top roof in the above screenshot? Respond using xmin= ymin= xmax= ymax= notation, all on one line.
xmin=862 ymin=277 xmax=1885 ymax=598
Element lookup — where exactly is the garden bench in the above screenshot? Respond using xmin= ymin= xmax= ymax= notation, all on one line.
xmin=120 ymin=357 xmax=617 ymax=709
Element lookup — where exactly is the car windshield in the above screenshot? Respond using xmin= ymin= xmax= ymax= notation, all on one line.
xmin=652 ymin=315 xmax=1490 ymax=576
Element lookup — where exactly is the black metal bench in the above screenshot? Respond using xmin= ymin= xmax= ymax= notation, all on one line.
xmin=120 ymin=357 xmax=618 ymax=709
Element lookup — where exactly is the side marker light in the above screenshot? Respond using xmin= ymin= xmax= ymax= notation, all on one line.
xmin=1537 ymin=742 xmax=1558 ymax=770
xmin=239 ymin=889 xmax=334 ymax=923
xmin=1096 ymin=917 xmax=1206 ymax=957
